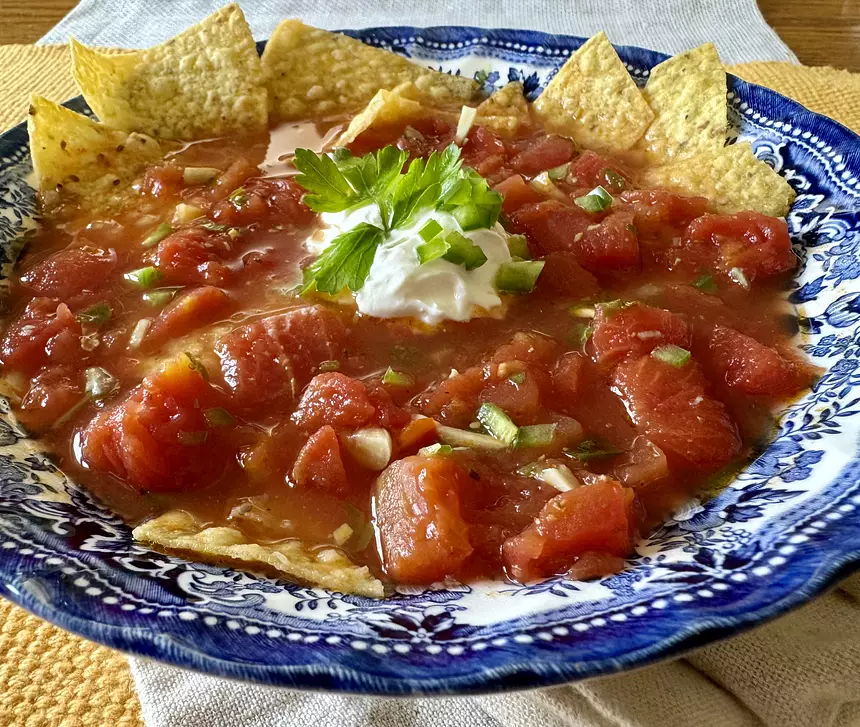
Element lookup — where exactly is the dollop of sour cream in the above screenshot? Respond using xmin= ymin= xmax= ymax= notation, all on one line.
xmin=307 ymin=204 xmax=514 ymax=325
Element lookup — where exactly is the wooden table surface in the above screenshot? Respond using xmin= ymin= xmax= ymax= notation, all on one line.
xmin=0 ymin=0 xmax=858 ymax=71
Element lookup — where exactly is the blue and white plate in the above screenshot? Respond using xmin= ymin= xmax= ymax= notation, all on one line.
xmin=1 ymin=27 xmax=860 ymax=695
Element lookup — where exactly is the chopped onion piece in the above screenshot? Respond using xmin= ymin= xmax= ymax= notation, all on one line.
xmin=342 ymin=428 xmax=393 ymax=470
xmin=569 ymin=305 xmax=596 ymax=318
xmin=85 ymin=366 xmax=118 ymax=400
xmin=529 ymin=171 xmax=568 ymax=201
xmin=141 ymin=223 xmax=172 ymax=248
xmin=173 ymin=203 xmax=203 ymax=225
xmin=477 ymin=403 xmax=518 ymax=445
xmin=729 ymin=267 xmax=750 ymax=290
xmin=418 ymin=443 xmax=453 ymax=457
xmin=183 ymin=166 xmax=220 ymax=185
xmin=454 ymin=105 xmax=478 ymax=144
xmin=536 ymin=465 xmax=580 ymax=492
xmin=332 ymin=523 xmax=354 ymax=546
xmin=651 ymin=344 xmax=691 ymax=368
xmin=435 ymin=422 xmax=507 ymax=450
xmin=128 ymin=318 xmax=151 ymax=349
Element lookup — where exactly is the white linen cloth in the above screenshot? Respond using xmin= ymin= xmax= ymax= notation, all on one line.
xmin=41 ymin=2 xmax=860 ymax=726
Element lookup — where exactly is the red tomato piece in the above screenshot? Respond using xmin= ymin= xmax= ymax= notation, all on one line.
xmin=462 ymin=126 xmax=506 ymax=168
xmin=508 ymin=134 xmax=575 ymax=177
xmin=508 ymin=199 xmax=594 ymax=256
xmin=491 ymin=331 xmax=560 ymax=366
xmin=375 ymin=456 xmax=473 ymax=583
xmin=494 ymin=174 xmax=544 ymax=215
xmin=139 ymin=164 xmax=185 ymax=198
xmin=292 ymin=373 xmax=377 ymax=431
xmin=480 ymin=362 xmax=545 ymax=425
xmin=708 ymin=325 xmax=810 ymax=396
xmin=534 ymin=251 xmax=601 ymax=299
xmin=684 ymin=211 xmax=795 ymax=282
xmin=620 ymin=189 xmax=709 ymax=237
xmin=569 ymin=150 xmax=628 ymax=191
xmin=365 ymin=381 xmax=411 ymax=430
xmin=146 ymin=286 xmax=233 ymax=349
xmin=154 ymin=227 xmax=234 ymax=286
xmin=576 ymin=209 xmax=640 ymax=272
xmin=611 ymin=437 xmax=669 ymax=488
xmin=291 ymin=425 xmax=349 ymax=494
xmin=591 ymin=303 xmax=691 ymax=365
xmin=19 ymin=246 xmax=117 ymax=303
xmin=19 ymin=365 xmax=84 ymax=432
xmin=552 ymin=352 xmax=587 ymax=410
xmin=420 ymin=364 xmax=489 ymax=428
xmin=611 ymin=355 xmax=742 ymax=470
xmin=502 ymin=478 xmax=638 ymax=581
xmin=0 ymin=298 xmax=83 ymax=374
xmin=211 ymin=177 xmax=315 ymax=228
xmin=217 ymin=306 xmax=348 ymax=409
xmin=78 ymin=355 xmax=228 ymax=492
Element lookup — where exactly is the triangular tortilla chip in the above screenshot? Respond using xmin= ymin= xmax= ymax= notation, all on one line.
xmin=475 ymin=82 xmax=531 ymax=135
xmin=134 ymin=510 xmax=384 ymax=598
xmin=533 ymin=32 xmax=654 ymax=151
xmin=637 ymin=142 xmax=796 ymax=216
xmin=637 ymin=43 xmax=727 ymax=160
xmin=27 ymin=95 xmax=169 ymax=212
xmin=262 ymin=19 xmax=478 ymax=121
xmin=336 ymin=83 xmax=428 ymax=146
xmin=70 ymin=4 xmax=267 ymax=140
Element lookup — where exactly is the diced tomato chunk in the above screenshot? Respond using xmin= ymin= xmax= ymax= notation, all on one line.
xmin=211 ymin=177 xmax=315 ymax=228
xmin=611 ymin=437 xmax=669 ymax=487
xmin=420 ymin=365 xmax=488 ymax=428
xmin=19 ymin=366 xmax=84 ymax=432
xmin=491 ymin=331 xmax=560 ymax=366
xmin=534 ymin=251 xmax=600 ymax=299
xmin=502 ymin=478 xmax=638 ymax=581
xmin=479 ymin=362 xmax=545 ymax=425
xmin=217 ymin=306 xmax=348 ymax=409
xmin=146 ymin=286 xmax=233 ymax=349
xmin=591 ymin=303 xmax=691 ymax=365
xmin=292 ymin=373 xmax=376 ymax=431
xmin=567 ymin=551 xmax=627 ymax=580
xmin=139 ymin=164 xmax=185 ymax=198
xmin=291 ymin=425 xmax=349 ymax=494
xmin=569 ymin=150 xmax=628 ymax=191
xmin=19 ymin=246 xmax=117 ymax=303
xmin=154 ymin=227 xmax=234 ymax=286
xmin=494 ymin=174 xmax=544 ymax=214
xmin=376 ymin=456 xmax=473 ymax=583
xmin=79 ymin=355 xmax=228 ymax=492
xmin=365 ymin=381 xmax=411 ymax=430
xmin=576 ymin=210 xmax=640 ymax=272
xmin=621 ymin=189 xmax=709 ymax=237
xmin=508 ymin=134 xmax=575 ymax=176
xmin=508 ymin=200 xmax=593 ymax=255
xmin=684 ymin=211 xmax=795 ymax=282
xmin=0 ymin=299 xmax=83 ymax=374
xmin=552 ymin=352 xmax=587 ymax=410
xmin=611 ymin=355 xmax=741 ymax=470
xmin=708 ymin=325 xmax=810 ymax=396
xmin=461 ymin=126 xmax=506 ymax=168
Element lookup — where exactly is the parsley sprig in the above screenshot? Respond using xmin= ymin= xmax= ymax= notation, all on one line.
xmin=293 ymin=144 xmax=502 ymax=296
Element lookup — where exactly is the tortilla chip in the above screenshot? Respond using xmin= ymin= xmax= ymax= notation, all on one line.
xmin=27 ymin=95 xmax=168 ymax=212
xmin=533 ymin=32 xmax=654 ymax=151
xmin=261 ymin=19 xmax=478 ymax=122
xmin=475 ymin=82 xmax=531 ymax=135
xmin=70 ymin=4 xmax=267 ymax=140
xmin=637 ymin=44 xmax=727 ymax=160
xmin=134 ymin=510 xmax=384 ymax=598
xmin=637 ymin=142 xmax=796 ymax=216
xmin=336 ymin=83 xmax=428 ymax=146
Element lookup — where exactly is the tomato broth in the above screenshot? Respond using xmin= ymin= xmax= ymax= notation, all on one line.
xmin=1 ymin=111 xmax=814 ymax=587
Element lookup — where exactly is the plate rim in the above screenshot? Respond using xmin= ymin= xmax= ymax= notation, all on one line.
xmin=1 ymin=24 xmax=860 ymax=695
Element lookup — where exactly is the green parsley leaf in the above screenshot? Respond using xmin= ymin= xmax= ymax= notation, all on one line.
xmin=76 ymin=303 xmax=112 ymax=327
xmin=302 ymin=223 xmax=384 ymax=295
xmin=693 ymin=274 xmax=718 ymax=293
xmin=566 ymin=439 xmax=622 ymax=462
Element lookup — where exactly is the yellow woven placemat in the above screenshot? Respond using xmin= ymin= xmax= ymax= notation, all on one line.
xmin=0 ymin=43 xmax=859 ymax=727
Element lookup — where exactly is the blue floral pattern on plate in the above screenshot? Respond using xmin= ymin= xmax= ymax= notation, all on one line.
xmin=1 ymin=26 xmax=860 ymax=695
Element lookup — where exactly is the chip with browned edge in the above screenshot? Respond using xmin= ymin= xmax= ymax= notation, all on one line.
xmin=637 ymin=142 xmax=796 ymax=216
xmin=261 ymin=19 xmax=478 ymax=122
xmin=336 ymin=83 xmax=429 ymax=146
xmin=636 ymin=43 xmax=727 ymax=160
xmin=475 ymin=82 xmax=531 ymax=135
xmin=533 ymin=32 xmax=654 ymax=151
xmin=70 ymin=4 xmax=267 ymax=141
xmin=133 ymin=510 xmax=384 ymax=597
xmin=27 ymin=95 xmax=169 ymax=212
